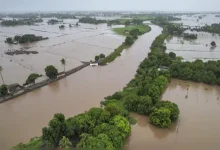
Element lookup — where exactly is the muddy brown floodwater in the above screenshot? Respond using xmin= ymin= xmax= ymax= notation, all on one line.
xmin=0 ymin=25 xmax=162 ymax=149
xmin=126 ymin=79 xmax=220 ymax=150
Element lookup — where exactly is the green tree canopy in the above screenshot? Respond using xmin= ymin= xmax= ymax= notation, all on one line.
xmin=149 ymin=108 xmax=171 ymax=128
xmin=42 ymin=113 xmax=69 ymax=147
xmin=25 ymin=73 xmax=40 ymax=85
xmin=59 ymin=136 xmax=72 ymax=148
xmin=154 ymin=101 xmax=180 ymax=121
xmin=211 ymin=41 xmax=216 ymax=47
xmin=45 ymin=65 xmax=58 ymax=79
xmin=99 ymin=54 xmax=105 ymax=59
xmin=0 ymin=84 xmax=8 ymax=97
xmin=77 ymin=133 xmax=113 ymax=148
xmin=125 ymin=36 xmax=134 ymax=45
xmin=66 ymin=113 xmax=95 ymax=136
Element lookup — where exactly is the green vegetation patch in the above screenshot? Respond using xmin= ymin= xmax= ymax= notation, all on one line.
xmin=113 ymin=25 xmax=151 ymax=36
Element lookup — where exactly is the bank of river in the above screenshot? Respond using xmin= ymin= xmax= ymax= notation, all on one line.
xmin=126 ymin=79 xmax=220 ymax=150
xmin=0 ymin=25 xmax=162 ymax=149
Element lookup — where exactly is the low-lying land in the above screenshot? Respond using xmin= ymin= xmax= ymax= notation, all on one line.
xmin=5 ymin=34 xmax=48 ymax=44
xmin=12 ymin=18 xmax=181 ymax=149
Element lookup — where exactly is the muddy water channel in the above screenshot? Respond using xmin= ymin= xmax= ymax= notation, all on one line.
xmin=0 ymin=24 xmax=162 ymax=149
xmin=126 ymin=79 xmax=220 ymax=150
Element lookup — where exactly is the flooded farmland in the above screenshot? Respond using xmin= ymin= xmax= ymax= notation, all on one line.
xmin=167 ymin=14 xmax=220 ymax=61
xmin=0 ymin=18 xmax=124 ymax=85
xmin=0 ymin=23 xmax=162 ymax=148
xmin=1 ymin=13 xmax=220 ymax=150
xmin=126 ymin=79 xmax=220 ymax=150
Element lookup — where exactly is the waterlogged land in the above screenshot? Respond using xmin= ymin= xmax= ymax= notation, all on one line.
xmin=0 ymin=18 xmax=124 ymax=85
xmin=0 ymin=25 xmax=162 ymax=149
xmin=1 ymin=14 xmax=220 ymax=149
xmin=166 ymin=14 xmax=220 ymax=61
xmin=166 ymin=31 xmax=220 ymax=61
xmin=126 ymin=79 xmax=220 ymax=150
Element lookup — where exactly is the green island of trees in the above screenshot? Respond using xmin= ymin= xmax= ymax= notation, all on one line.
xmin=47 ymin=19 xmax=63 ymax=24
xmin=1 ymin=18 xmax=43 ymax=26
xmin=100 ymin=25 xmax=151 ymax=65
xmin=5 ymin=34 xmax=48 ymax=44
xmin=183 ymin=33 xmax=198 ymax=39
xmin=79 ymin=17 xmax=107 ymax=24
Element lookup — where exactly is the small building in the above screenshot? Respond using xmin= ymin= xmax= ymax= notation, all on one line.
xmin=7 ymin=83 xmax=23 ymax=93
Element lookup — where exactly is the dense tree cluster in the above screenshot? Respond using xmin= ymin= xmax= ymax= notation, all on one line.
xmin=45 ymin=65 xmax=58 ymax=79
xmin=47 ymin=19 xmax=63 ymax=24
xmin=25 ymin=73 xmax=41 ymax=85
xmin=94 ymin=53 xmax=105 ymax=62
xmin=79 ymin=17 xmax=107 ymax=24
xmin=1 ymin=18 xmax=43 ymax=26
xmin=101 ymin=24 xmax=179 ymax=128
xmin=183 ymin=33 xmax=198 ymax=39
xmin=14 ymin=106 xmax=132 ymax=148
xmin=59 ymin=25 xmax=65 ymax=29
xmin=5 ymin=34 xmax=48 ymax=44
xmin=170 ymin=59 xmax=220 ymax=85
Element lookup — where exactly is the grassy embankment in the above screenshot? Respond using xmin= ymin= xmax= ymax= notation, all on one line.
xmin=101 ymin=25 xmax=151 ymax=65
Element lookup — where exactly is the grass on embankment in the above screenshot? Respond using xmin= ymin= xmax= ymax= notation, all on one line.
xmin=100 ymin=25 xmax=151 ymax=65
xmin=113 ymin=25 xmax=151 ymax=36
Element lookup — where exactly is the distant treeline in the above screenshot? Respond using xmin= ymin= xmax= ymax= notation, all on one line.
xmin=47 ymin=19 xmax=63 ymax=24
xmin=1 ymin=18 xmax=43 ymax=26
xmin=191 ymin=23 xmax=220 ymax=34
xmin=78 ymin=17 xmax=107 ymax=24
xmin=183 ymin=33 xmax=198 ymax=39
xmin=2 ymin=13 xmax=77 ymax=19
xmin=5 ymin=34 xmax=48 ymax=44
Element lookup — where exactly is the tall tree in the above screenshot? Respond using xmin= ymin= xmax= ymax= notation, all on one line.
xmin=60 ymin=58 xmax=66 ymax=72
xmin=0 ymin=66 xmax=5 ymax=84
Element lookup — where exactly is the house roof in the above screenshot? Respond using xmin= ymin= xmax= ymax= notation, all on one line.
xmin=8 ymin=83 xmax=23 ymax=91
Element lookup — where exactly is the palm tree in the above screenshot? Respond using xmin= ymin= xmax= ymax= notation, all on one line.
xmin=60 ymin=58 xmax=66 ymax=72
xmin=0 ymin=66 xmax=5 ymax=84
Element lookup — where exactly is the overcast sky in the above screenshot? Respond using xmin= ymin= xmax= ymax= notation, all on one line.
xmin=0 ymin=0 xmax=220 ymax=12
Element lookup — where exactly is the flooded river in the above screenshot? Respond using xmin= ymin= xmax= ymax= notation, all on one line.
xmin=126 ymin=79 xmax=220 ymax=150
xmin=0 ymin=24 xmax=162 ymax=148
xmin=1 ymin=15 xmax=220 ymax=149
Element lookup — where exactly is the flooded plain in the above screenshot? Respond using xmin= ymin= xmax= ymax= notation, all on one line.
xmin=167 ymin=14 xmax=220 ymax=61
xmin=1 ymin=14 xmax=220 ymax=150
xmin=166 ymin=31 xmax=220 ymax=61
xmin=0 ymin=18 xmax=124 ymax=84
xmin=0 ymin=23 xmax=162 ymax=149
xmin=126 ymin=79 xmax=220 ymax=150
